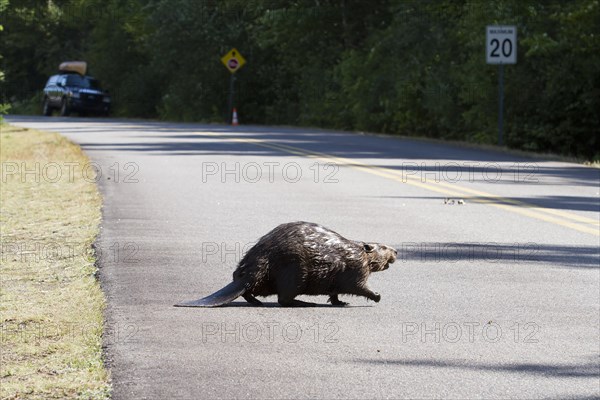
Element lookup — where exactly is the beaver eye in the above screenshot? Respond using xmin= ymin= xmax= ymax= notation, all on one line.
xmin=364 ymin=243 xmax=375 ymax=253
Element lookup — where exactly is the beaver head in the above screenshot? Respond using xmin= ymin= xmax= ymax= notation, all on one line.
xmin=363 ymin=243 xmax=397 ymax=272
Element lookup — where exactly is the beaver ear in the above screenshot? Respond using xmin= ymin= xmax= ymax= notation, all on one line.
xmin=363 ymin=243 xmax=375 ymax=253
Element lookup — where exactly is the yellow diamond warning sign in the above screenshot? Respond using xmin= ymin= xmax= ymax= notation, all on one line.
xmin=221 ymin=48 xmax=246 ymax=73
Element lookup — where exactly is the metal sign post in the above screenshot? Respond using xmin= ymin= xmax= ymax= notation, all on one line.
xmin=221 ymin=48 xmax=247 ymax=124
xmin=486 ymin=26 xmax=517 ymax=146
xmin=498 ymin=64 xmax=504 ymax=146
xmin=228 ymin=74 xmax=236 ymax=124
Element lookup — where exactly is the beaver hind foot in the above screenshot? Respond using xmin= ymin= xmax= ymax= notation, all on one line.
xmin=243 ymin=293 xmax=263 ymax=306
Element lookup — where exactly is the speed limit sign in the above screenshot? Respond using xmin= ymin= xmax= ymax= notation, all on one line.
xmin=487 ymin=26 xmax=516 ymax=147
xmin=486 ymin=26 xmax=517 ymax=64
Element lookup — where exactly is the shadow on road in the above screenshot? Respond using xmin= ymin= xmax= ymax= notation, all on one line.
xmin=68 ymin=127 xmax=598 ymax=186
xmin=380 ymin=195 xmax=600 ymax=213
xmin=173 ymin=301 xmax=373 ymax=308
xmin=356 ymin=357 xmax=600 ymax=379
xmin=390 ymin=242 xmax=599 ymax=269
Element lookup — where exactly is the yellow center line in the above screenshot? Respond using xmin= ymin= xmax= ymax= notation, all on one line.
xmin=204 ymin=132 xmax=600 ymax=237
xmin=264 ymin=140 xmax=599 ymax=229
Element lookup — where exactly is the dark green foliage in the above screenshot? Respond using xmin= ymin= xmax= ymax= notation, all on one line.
xmin=1 ymin=0 xmax=598 ymax=159
xmin=0 ymin=0 xmax=9 ymax=119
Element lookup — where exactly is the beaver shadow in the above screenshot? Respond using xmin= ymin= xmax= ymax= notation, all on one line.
xmin=175 ymin=301 xmax=374 ymax=308
xmin=226 ymin=301 xmax=374 ymax=308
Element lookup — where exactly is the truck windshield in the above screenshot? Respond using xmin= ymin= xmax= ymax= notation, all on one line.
xmin=65 ymin=75 xmax=101 ymax=89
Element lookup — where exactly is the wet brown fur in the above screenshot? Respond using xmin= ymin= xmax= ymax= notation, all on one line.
xmin=233 ymin=221 xmax=397 ymax=307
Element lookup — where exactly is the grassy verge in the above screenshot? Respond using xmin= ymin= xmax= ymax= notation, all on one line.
xmin=0 ymin=124 xmax=110 ymax=399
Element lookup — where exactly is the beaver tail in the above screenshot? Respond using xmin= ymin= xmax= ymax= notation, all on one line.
xmin=174 ymin=280 xmax=248 ymax=307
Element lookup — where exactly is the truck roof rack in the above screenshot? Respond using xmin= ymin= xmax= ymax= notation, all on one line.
xmin=58 ymin=61 xmax=87 ymax=75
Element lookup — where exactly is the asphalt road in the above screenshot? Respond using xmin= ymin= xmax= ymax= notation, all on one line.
xmin=6 ymin=116 xmax=600 ymax=399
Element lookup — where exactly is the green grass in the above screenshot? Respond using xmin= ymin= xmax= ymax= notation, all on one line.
xmin=0 ymin=124 xmax=110 ymax=399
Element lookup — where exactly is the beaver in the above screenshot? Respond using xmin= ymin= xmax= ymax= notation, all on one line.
xmin=175 ymin=221 xmax=397 ymax=307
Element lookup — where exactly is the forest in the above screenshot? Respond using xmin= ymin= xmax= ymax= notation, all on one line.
xmin=1 ymin=0 xmax=598 ymax=159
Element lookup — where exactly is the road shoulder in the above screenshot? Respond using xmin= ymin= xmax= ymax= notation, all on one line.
xmin=0 ymin=124 xmax=110 ymax=399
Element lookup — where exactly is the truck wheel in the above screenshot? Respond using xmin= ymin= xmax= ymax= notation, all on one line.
xmin=42 ymin=98 xmax=52 ymax=116
xmin=60 ymin=98 xmax=70 ymax=116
